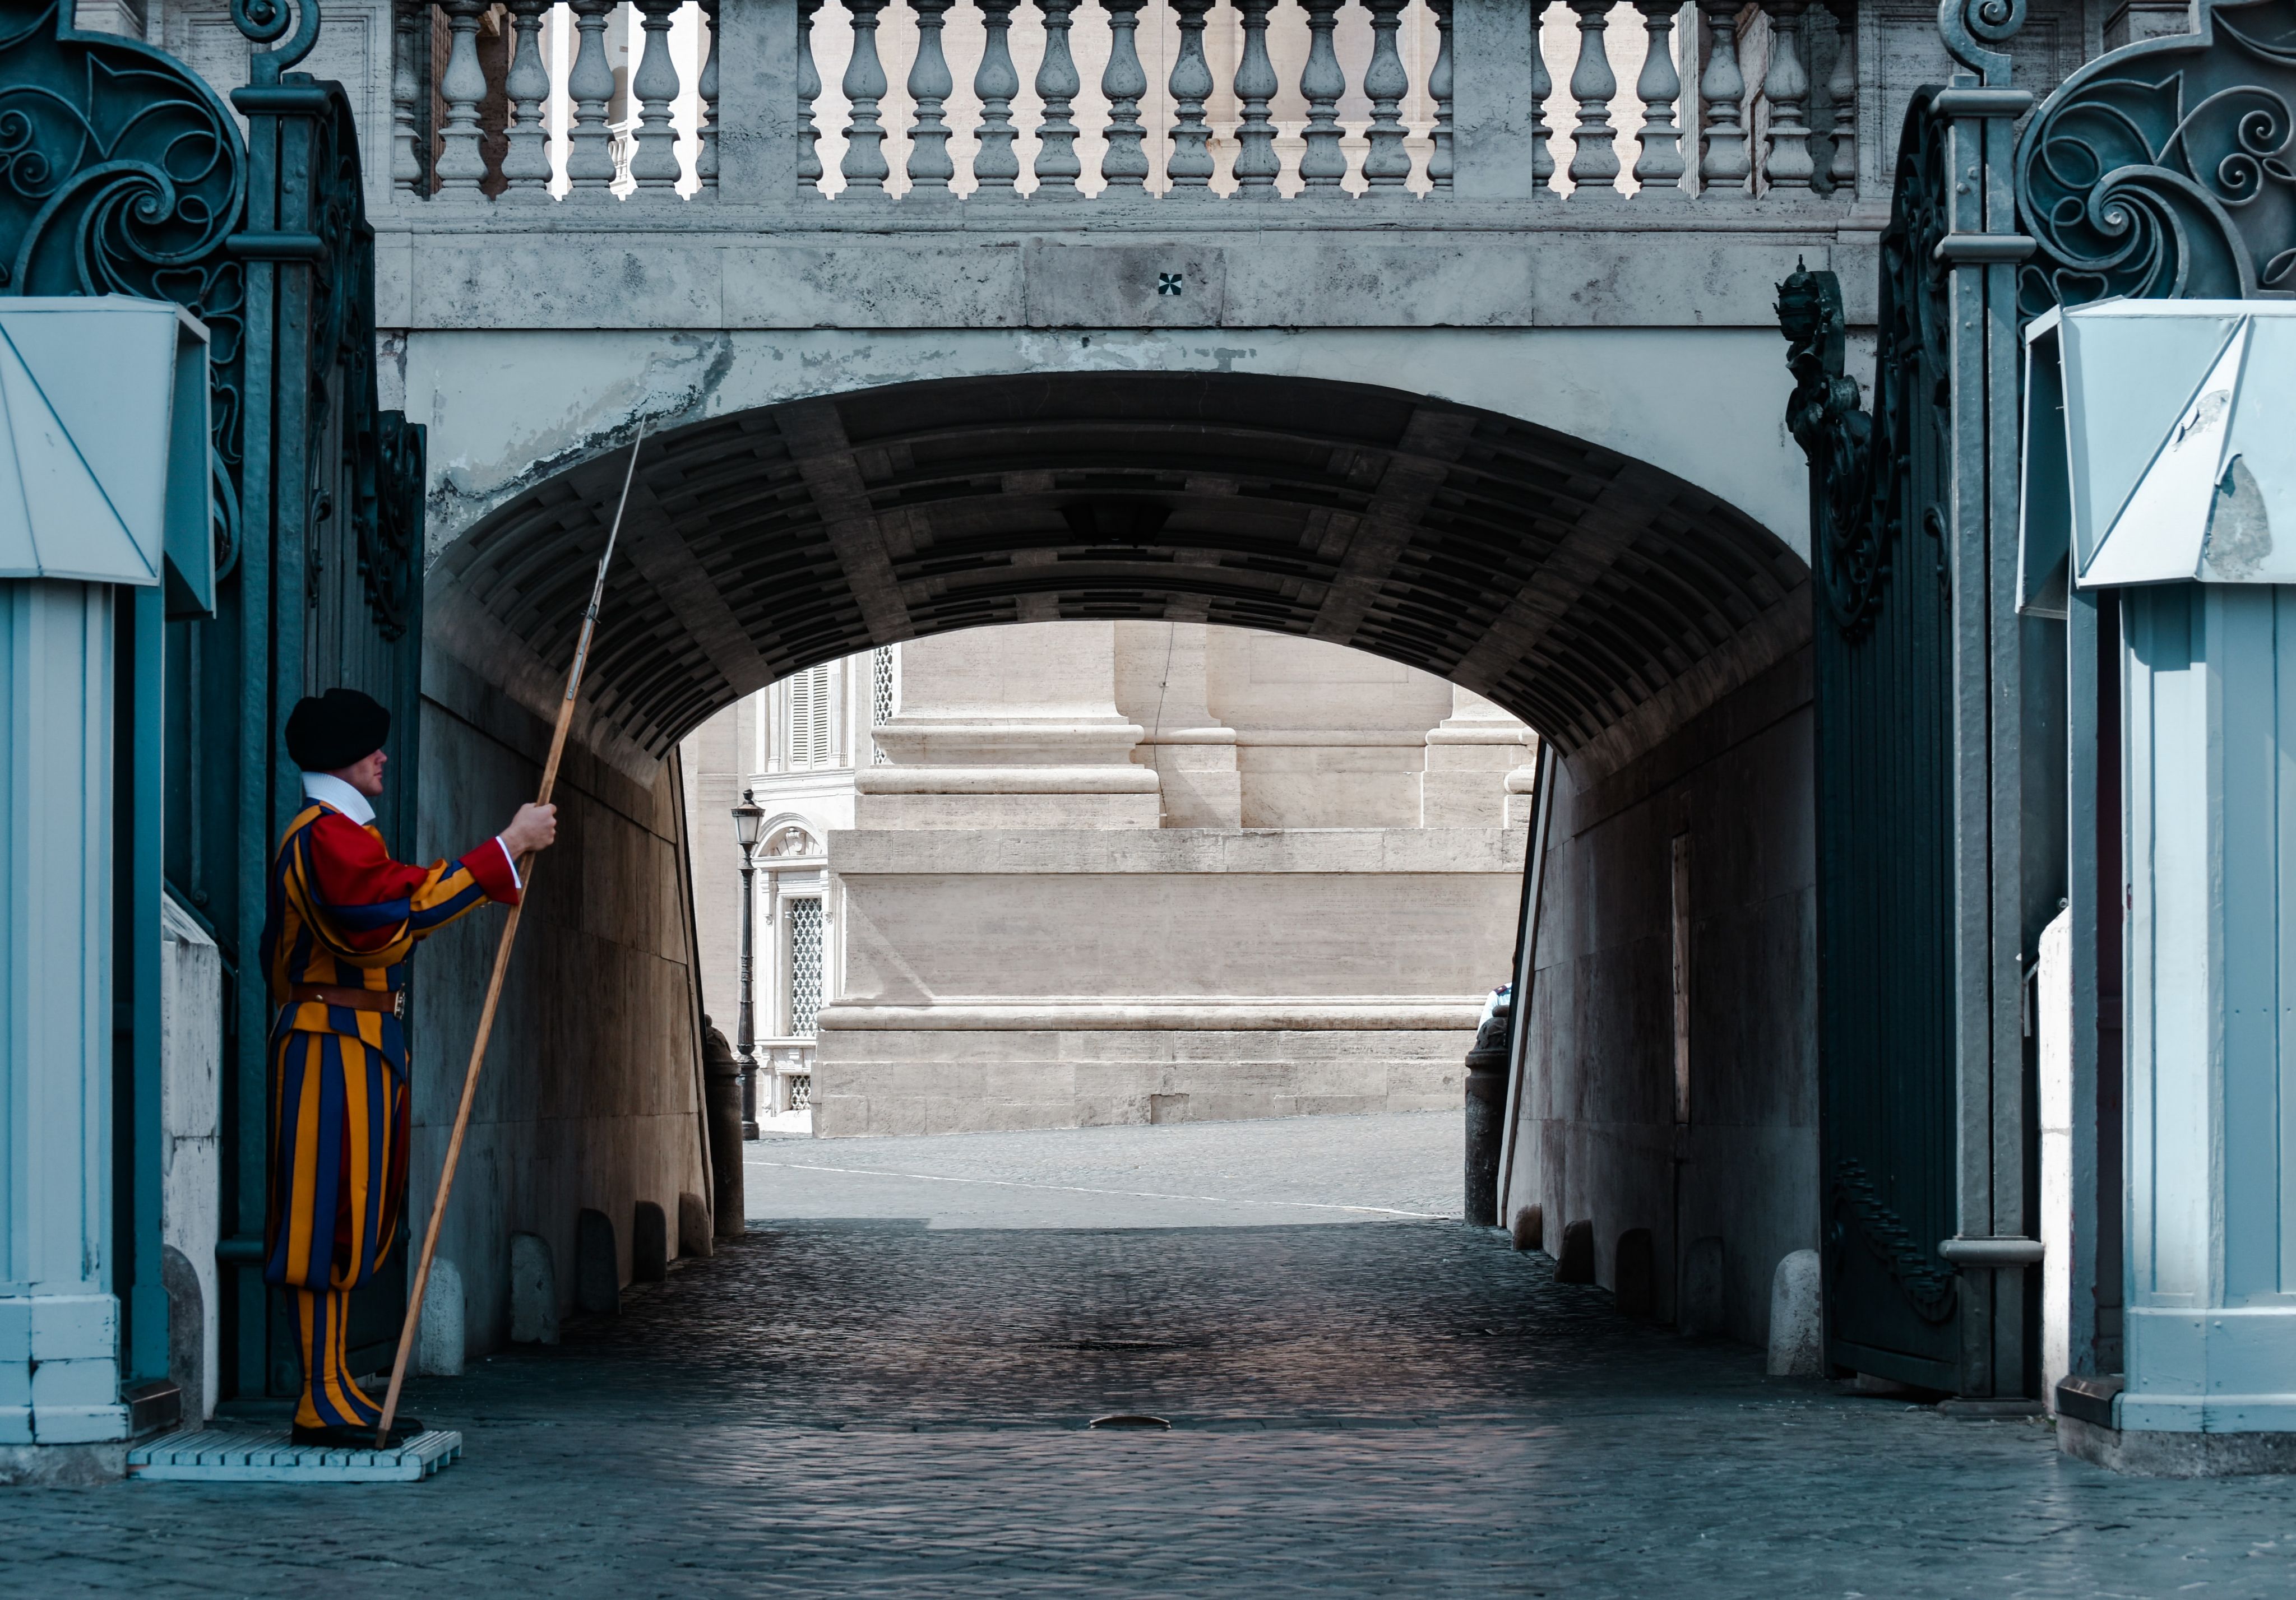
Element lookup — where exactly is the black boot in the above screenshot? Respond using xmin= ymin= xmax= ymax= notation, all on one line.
xmin=292 ymin=1418 xmax=425 ymax=1450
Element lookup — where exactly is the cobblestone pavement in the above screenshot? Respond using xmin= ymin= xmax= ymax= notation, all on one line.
xmin=8 ymin=1114 xmax=2296 ymax=1599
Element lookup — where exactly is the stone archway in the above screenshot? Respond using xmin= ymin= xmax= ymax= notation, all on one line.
xmin=410 ymin=368 xmax=1821 ymax=1361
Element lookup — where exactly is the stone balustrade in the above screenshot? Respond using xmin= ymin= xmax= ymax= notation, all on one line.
xmin=392 ymin=0 xmax=1862 ymax=208
xmin=757 ymin=1039 xmax=816 ymax=1112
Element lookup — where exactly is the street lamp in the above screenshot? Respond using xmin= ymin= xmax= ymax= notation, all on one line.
xmin=731 ymin=789 xmax=765 ymax=1139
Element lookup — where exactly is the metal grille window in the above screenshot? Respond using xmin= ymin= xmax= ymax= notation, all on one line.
xmin=786 ymin=897 xmax=824 ymax=1037
xmin=785 ymin=665 xmax=834 ymax=768
xmin=870 ymin=646 xmax=896 ymax=766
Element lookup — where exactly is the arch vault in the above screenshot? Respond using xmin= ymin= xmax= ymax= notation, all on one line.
xmin=408 ymin=368 xmax=1823 ymax=1365
xmin=429 ymin=370 xmax=1811 ymax=778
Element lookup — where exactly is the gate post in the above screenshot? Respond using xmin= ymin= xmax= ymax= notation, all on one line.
xmin=1783 ymin=0 xmax=2056 ymax=1405
xmin=1929 ymin=0 xmax=2047 ymax=1407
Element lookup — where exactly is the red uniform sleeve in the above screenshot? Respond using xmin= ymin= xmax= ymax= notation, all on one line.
xmin=308 ymin=813 xmax=521 ymax=931
xmin=462 ymin=837 xmax=521 ymax=905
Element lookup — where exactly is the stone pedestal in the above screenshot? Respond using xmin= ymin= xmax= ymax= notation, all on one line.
xmin=1116 ymin=623 xmax=1240 ymax=828
xmin=1422 ymin=685 xmax=1536 ymax=827
xmin=856 ymin=623 xmax=1160 ymax=829
xmin=815 ymin=827 xmax=1524 ymax=1135
xmin=2117 ymin=583 xmax=2296 ymax=1435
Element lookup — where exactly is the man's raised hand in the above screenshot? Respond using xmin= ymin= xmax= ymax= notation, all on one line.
xmin=501 ymin=802 xmax=558 ymax=858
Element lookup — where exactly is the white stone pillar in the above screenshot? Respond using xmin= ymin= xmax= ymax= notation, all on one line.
xmin=2118 ymin=583 xmax=2296 ymax=1434
xmin=159 ymin=896 xmax=223 ymax=1427
xmin=1422 ymin=685 xmax=1535 ymax=827
xmin=857 ymin=622 xmax=1159 ymax=828
xmin=1115 ymin=623 xmax=1239 ymax=829
xmin=1 ymin=581 xmax=128 ymax=1449
xmin=2036 ymin=906 xmax=2072 ymax=1415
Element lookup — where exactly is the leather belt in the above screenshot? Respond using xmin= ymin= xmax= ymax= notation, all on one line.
xmin=289 ymin=984 xmax=405 ymax=1018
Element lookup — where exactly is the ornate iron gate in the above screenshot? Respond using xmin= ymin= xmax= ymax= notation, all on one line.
xmin=1781 ymin=98 xmax=1962 ymax=1387
xmin=1783 ymin=0 xmax=2043 ymax=1398
xmin=1 ymin=0 xmax=426 ymax=1404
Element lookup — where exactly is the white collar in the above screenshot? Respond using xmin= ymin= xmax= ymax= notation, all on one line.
xmin=301 ymin=771 xmax=377 ymax=826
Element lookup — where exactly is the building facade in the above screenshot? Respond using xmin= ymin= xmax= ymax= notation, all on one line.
xmin=683 ymin=622 xmax=1534 ymax=1134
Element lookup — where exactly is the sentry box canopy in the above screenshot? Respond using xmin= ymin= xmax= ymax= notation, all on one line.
xmin=2020 ymin=300 xmax=2296 ymax=615
xmin=0 ymin=296 xmax=214 ymax=618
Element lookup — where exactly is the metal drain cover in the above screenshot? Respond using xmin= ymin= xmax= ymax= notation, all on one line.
xmin=1087 ymin=1413 xmax=1172 ymax=1430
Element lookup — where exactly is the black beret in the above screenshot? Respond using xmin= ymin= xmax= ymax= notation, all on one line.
xmin=284 ymin=688 xmax=391 ymax=772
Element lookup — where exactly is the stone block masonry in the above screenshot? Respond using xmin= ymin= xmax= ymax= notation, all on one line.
xmin=817 ymin=827 xmax=1522 ymax=1136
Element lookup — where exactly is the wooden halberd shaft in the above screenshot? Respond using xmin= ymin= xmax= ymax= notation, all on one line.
xmin=376 ymin=425 xmax=647 ymax=1446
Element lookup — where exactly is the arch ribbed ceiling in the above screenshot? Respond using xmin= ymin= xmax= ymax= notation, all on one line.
xmin=430 ymin=372 xmax=1809 ymax=771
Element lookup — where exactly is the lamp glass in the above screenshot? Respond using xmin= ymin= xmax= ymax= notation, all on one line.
xmin=732 ymin=792 xmax=765 ymax=850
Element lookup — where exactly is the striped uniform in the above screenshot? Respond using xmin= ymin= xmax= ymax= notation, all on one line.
xmin=260 ymin=800 xmax=519 ymax=1432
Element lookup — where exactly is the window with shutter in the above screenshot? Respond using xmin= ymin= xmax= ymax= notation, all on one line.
xmin=870 ymin=646 xmax=897 ymax=766
xmin=785 ymin=665 xmax=834 ymax=769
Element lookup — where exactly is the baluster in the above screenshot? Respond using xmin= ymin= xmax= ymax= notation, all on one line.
xmin=1428 ymin=0 xmax=1453 ymax=192
xmin=391 ymin=1 xmax=424 ymax=196
xmin=697 ymin=0 xmax=721 ymax=190
xmin=436 ymin=0 xmax=489 ymax=196
xmin=1823 ymin=0 xmax=1856 ymax=198
xmin=907 ymin=0 xmax=957 ymax=192
xmin=1167 ymin=0 xmax=1216 ymax=192
xmin=1761 ymin=0 xmax=1814 ymax=190
xmin=1101 ymin=0 xmax=1151 ymax=190
xmin=1564 ymin=0 xmax=1617 ymax=194
xmin=1631 ymin=0 xmax=1684 ymax=196
xmin=630 ymin=0 xmax=682 ymax=192
xmin=973 ymin=0 xmax=1023 ymax=195
xmin=1697 ymin=0 xmax=1749 ymax=194
xmin=797 ymin=0 xmax=823 ymax=188
xmin=841 ymin=0 xmax=891 ymax=189
xmin=499 ymin=0 xmax=552 ymax=200
xmin=1298 ymin=0 xmax=1347 ymax=189
xmin=1360 ymin=0 xmax=1410 ymax=190
xmin=1033 ymin=0 xmax=1084 ymax=195
xmin=1233 ymin=0 xmax=1280 ymax=196
xmin=1529 ymin=0 xmax=1552 ymax=188
xmin=567 ymin=0 xmax=620 ymax=200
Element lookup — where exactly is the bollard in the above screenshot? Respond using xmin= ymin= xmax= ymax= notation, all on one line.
xmin=1510 ymin=1204 xmax=1543 ymax=1252
xmin=1462 ymin=989 xmax=1511 ymax=1226
xmin=701 ymin=1016 xmax=747 ymax=1239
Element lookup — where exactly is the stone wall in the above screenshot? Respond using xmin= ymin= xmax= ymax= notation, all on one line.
xmin=411 ymin=647 xmax=712 ymax=1367
xmin=1508 ymin=646 xmax=1817 ymax=1349
xmin=818 ymin=827 xmax=1523 ymax=1134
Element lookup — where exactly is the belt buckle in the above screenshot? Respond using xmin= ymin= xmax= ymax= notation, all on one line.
xmin=392 ymin=989 xmax=406 ymax=1019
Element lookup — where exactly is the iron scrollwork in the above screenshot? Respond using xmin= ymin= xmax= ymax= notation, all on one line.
xmin=2017 ymin=0 xmax=2296 ymax=311
xmin=1939 ymin=0 xmax=2027 ymax=86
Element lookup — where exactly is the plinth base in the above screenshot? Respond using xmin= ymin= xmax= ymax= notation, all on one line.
xmin=2059 ymin=1415 xmax=2296 ymax=1477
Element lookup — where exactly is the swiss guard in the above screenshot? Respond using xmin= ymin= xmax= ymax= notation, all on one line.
xmin=260 ymin=688 xmax=557 ymax=1446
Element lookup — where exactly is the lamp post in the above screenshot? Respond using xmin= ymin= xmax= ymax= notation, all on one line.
xmin=731 ymin=789 xmax=765 ymax=1139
